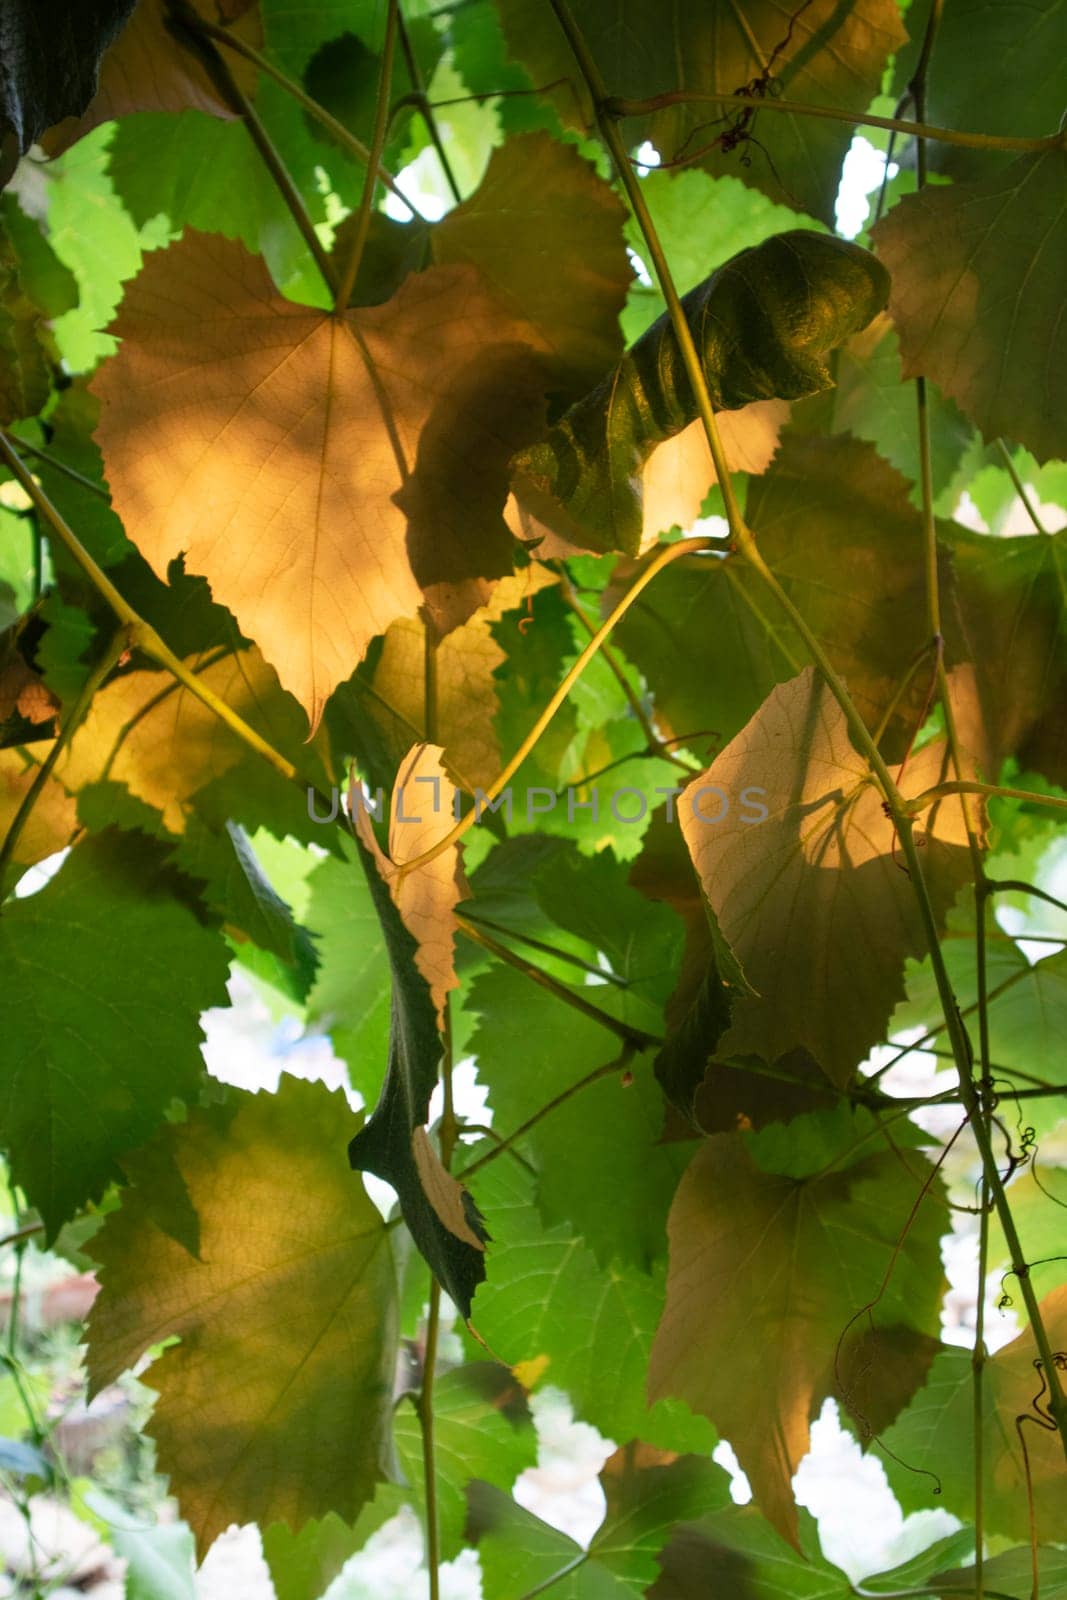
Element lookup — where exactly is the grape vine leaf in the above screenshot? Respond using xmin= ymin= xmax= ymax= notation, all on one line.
xmin=872 ymin=150 xmax=1067 ymax=463
xmin=347 ymin=828 xmax=487 ymax=1319
xmin=648 ymin=1116 xmax=947 ymax=1547
xmin=431 ymin=131 xmax=632 ymax=395
xmin=493 ymin=0 xmax=905 ymax=222
xmin=261 ymin=1493 xmax=407 ymax=1600
xmin=0 ymin=745 xmax=77 ymax=894
xmin=355 ymin=743 xmax=468 ymax=1029
xmin=469 ymin=1447 xmax=730 ymax=1599
xmin=0 ymin=191 xmax=79 ymax=319
xmin=894 ymin=0 xmax=1067 ymax=183
xmin=86 ymin=1077 xmax=398 ymax=1556
xmin=468 ymin=964 xmax=686 ymax=1268
xmin=681 ymin=667 xmax=980 ymax=1087
xmin=60 ymin=647 xmax=319 ymax=836
xmin=0 ymin=226 xmax=51 ymax=424
xmin=42 ymin=0 xmax=262 ymax=155
xmin=879 ymin=1287 xmax=1067 ymax=1543
xmin=0 ymin=0 xmax=136 ymax=184
xmin=393 ymin=1363 xmax=535 ymax=1560
xmin=175 ymin=816 xmax=316 ymax=979
xmin=0 ymin=829 xmax=230 ymax=1236
xmin=365 ymin=569 xmax=556 ymax=794
xmin=932 ymin=1547 xmax=1067 ymax=1600
xmin=465 ymin=1144 xmax=713 ymax=1453
xmin=512 ymin=233 xmax=889 ymax=555
xmin=91 ymin=233 xmax=553 ymax=727
xmin=649 ymin=1506 xmax=851 ymax=1599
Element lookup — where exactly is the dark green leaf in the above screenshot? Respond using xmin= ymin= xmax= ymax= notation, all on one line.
xmin=0 ymin=829 xmax=230 ymax=1236
xmin=348 ymin=832 xmax=488 ymax=1319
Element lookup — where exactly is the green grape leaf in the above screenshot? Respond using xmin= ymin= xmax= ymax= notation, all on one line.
xmin=0 ymin=0 xmax=136 ymax=183
xmin=468 ymin=964 xmax=686 ymax=1268
xmin=348 ymin=833 xmax=488 ymax=1320
xmin=0 ymin=829 xmax=230 ymax=1236
xmin=466 ymin=1144 xmax=714 ymax=1455
xmin=513 ymin=233 xmax=888 ymax=555
xmin=650 ymin=1506 xmax=851 ymax=1599
xmin=303 ymin=836 xmax=393 ymax=1104
xmin=493 ymin=0 xmax=905 ymax=222
xmin=262 ymin=1492 xmax=408 ymax=1600
xmin=394 ymin=1363 xmax=536 ymax=1560
xmin=0 ymin=192 xmax=78 ymax=318
xmin=649 ymin=1115 xmax=947 ymax=1547
xmin=86 ymin=1077 xmax=398 ymax=1557
xmin=880 ymin=1287 xmax=1067 ymax=1544
xmin=872 ymin=150 xmax=1067 ymax=463
xmin=0 ymin=225 xmax=51 ymax=424
xmin=895 ymin=0 xmax=1067 ymax=183
xmin=931 ymin=1547 xmax=1067 ymax=1600
xmin=469 ymin=1447 xmax=729 ymax=1599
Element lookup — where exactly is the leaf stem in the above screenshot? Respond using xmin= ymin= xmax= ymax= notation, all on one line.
xmin=164 ymin=0 xmax=339 ymax=300
xmin=907 ymin=781 xmax=1067 ymax=816
xmin=397 ymin=7 xmax=462 ymax=205
xmin=0 ymin=626 xmax=128 ymax=901
xmin=455 ymin=914 xmax=659 ymax=1050
xmin=548 ymin=0 xmax=1067 ymax=1458
xmin=335 ymin=0 xmax=401 ymax=310
xmin=182 ymin=14 xmax=419 ymax=218
xmin=395 ymin=534 xmax=718 ymax=878
xmin=995 ymin=439 xmax=1049 ymax=536
xmin=7 ymin=437 xmax=109 ymax=500
xmin=986 ymin=878 xmax=1067 ymax=918
xmin=457 ymin=908 xmax=630 ymax=986
xmin=459 ymin=1047 xmax=633 ymax=1181
xmin=603 ymin=89 xmax=1066 ymax=157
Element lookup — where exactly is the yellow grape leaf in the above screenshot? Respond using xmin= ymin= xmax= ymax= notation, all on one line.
xmin=91 ymin=235 xmax=551 ymax=727
xmin=354 ymin=743 xmax=467 ymax=1028
xmin=43 ymin=0 xmax=262 ymax=155
xmin=640 ymin=401 xmax=789 ymax=547
xmin=681 ymin=667 xmax=981 ymax=1086
xmin=0 ymin=746 xmax=77 ymax=889
xmin=59 ymin=647 xmax=313 ymax=833
xmin=86 ymin=1078 xmax=397 ymax=1557
xmin=367 ymin=568 xmax=556 ymax=791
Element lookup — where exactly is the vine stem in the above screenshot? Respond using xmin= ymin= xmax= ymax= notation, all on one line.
xmin=907 ymin=781 xmax=1067 ymax=816
xmin=165 ymin=0 xmax=339 ymax=300
xmin=456 ymin=916 xmax=659 ymax=1050
xmin=0 ymin=626 xmax=128 ymax=898
xmin=459 ymin=1047 xmax=634 ymax=1182
xmin=336 ymin=0 xmax=401 ymax=311
xmin=996 ymin=440 xmax=1049 ymax=536
xmin=0 ymin=432 xmax=320 ymax=796
xmin=181 ymin=14 xmax=419 ymax=218
xmin=547 ymin=0 xmax=1067 ymax=1459
xmin=602 ymin=88 xmax=1067 ymax=157
xmin=394 ymin=533 xmax=718 ymax=879
xmin=397 ymin=7 xmax=462 ymax=205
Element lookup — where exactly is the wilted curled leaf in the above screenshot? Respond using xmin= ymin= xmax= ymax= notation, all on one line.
xmin=511 ymin=231 xmax=889 ymax=554
xmin=354 ymin=743 xmax=467 ymax=1029
xmin=680 ymin=667 xmax=981 ymax=1087
xmin=91 ymin=234 xmax=552 ymax=728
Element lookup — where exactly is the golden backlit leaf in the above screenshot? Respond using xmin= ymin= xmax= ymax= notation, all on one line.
xmin=354 ymin=743 xmax=467 ymax=1028
xmin=681 ymin=668 xmax=981 ymax=1086
xmin=91 ymin=234 xmax=551 ymax=727
xmin=412 ymin=1125 xmax=487 ymax=1252
xmin=59 ymin=648 xmax=311 ymax=833
xmin=0 ymin=746 xmax=77 ymax=889
xmin=640 ymin=401 xmax=789 ymax=546
xmin=86 ymin=1079 xmax=397 ymax=1556
xmin=43 ymin=0 xmax=261 ymax=155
